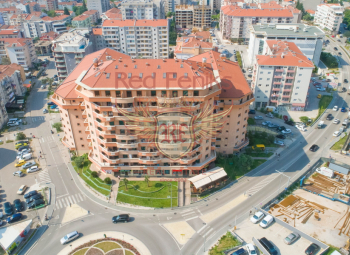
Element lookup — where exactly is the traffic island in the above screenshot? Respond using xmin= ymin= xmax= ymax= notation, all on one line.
xmin=61 ymin=204 xmax=89 ymax=225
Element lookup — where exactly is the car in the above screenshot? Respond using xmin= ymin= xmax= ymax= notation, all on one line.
xmin=313 ymin=82 xmax=320 ymax=86
xmin=54 ymin=77 xmax=58 ymax=81
xmin=13 ymin=171 xmax=24 ymax=177
xmin=15 ymin=160 xmax=26 ymax=167
xmin=24 ymin=190 xmax=38 ymax=199
xmin=274 ymin=140 xmax=285 ymax=146
xmin=112 ymin=214 xmax=130 ymax=223
xmin=17 ymin=185 xmax=27 ymax=195
xmin=7 ymin=213 xmax=22 ymax=223
xmin=262 ymin=121 xmax=272 ymax=126
xmin=21 ymin=161 xmax=36 ymax=169
xmin=317 ymin=94 xmax=322 ymax=99
xmin=276 ymin=134 xmax=286 ymax=139
xmin=41 ymin=85 xmax=45 ymax=89
xmin=250 ymin=211 xmax=264 ymax=224
xmin=254 ymin=116 xmax=263 ymax=120
xmin=309 ymin=144 xmax=319 ymax=152
xmin=277 ymin=126 xmax=286 ymax=132
xmin=47 ymin=102 xmax=56 ymax=106
xmin=27 ymin=199 xmax=45 ymax=209
xmin=60 ymin=231 xmax=79 ymax=245
xmin=334 ymin=47 xmax=338 ymax=50
xmin=9 ymin=118 xmax=22 ymax=124
xmin=311 ymin=77 xmax=316 ymax=81
xmin=16 ymin=149 xmax=31 ymax=159
xmin=268 ymin=123 xmax=279 ymax=128
xmin=232 ymin=248 xmax=246 ymax=255
xmin=4 ymin=202 xmax=13 ymax=216
xmin=13 ymin=199 xmax=24 ymax=212
xmin=50 ymin=105 xmax=57 ymax=109
xmin=15 ymin=142 xmax=28 ymax=149
xmin=248 ymin=69 xmax=252 ymax=73
xmin=259 ymin=237 xmax=277 ymax=255
xmin=305 ymin=243 xmax=320 ymax=255
xmin=282 ymin=129 xmax=291 ymax=134
xmin=284 ymin=232 xmax=300 ymax=245
xmin=297 ymin=126 xmax=307 ymax=132
xmin=340 ymin=127 xmax=345 ymax=133
xmin=344 ymin=79 xmax=348 ymax=83
xmin=260 ymin=215 xmax=274 ymax=228
xmin=343 ymin=119 xmax=349 ymax=126
xmin=341 ymin=107 xmax=347 ymax=112
xmin=338 ymin=39 xmax=341 ymax=42
xmin=17 ymin=145 xmax=29 ymax=152
xmin=316 ymin=87 xmax=326 ymax=92
xmin=326 ymin=114 xmax=333 ymax=120
xmin=333 ymin=106 xmax=338 ymax=111
xmin=333 ymin=118 xmax=340 ymax=124
xmin=248 ymin=109 xmax=255 ymax=114
xmin=43 ymin=109 xmax=48 ymax=114
xmin=342 ymin=87 xmax=347 ymax=92
xmin=333 ymin=131 xmax=341 ymax=137
xmin=53 ymin=74 xmax=58 ymax=78
xmin=8 ymin=122 xmax=19 ymax=127
xmin=285 ymin=120 xmax=295 ymax=126
xmin=27 ymin=166 xmax=39 ymax=173
xmin=339 ymin=52 xmax=342 ymax=55
xmin=266 ymin=112 xmax=274 ymax=118
xmin=26 ymin=193 xmax=43 ymax=204
xmin=245 ymin=243 xmax=257 ymax=255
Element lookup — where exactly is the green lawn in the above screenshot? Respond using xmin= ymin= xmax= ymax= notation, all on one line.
xmin=247 ymin=118 xmax=255 ymax=125
xmin=331 ymin=133 xmax=348 ymax=151
xmin=209 ymin=232 xmax=241 ymax=255
xmin=244 ymin=151 xmax=273 ymax=158
xmin=94 ymin=242 xmax=121 ymax=252
xmin=72 ymin=248 xmax=89 ymax=255
xmin=117 ymin=181 xmax=178 ymax=208
xmin=72 ymin=161 xmax=111 ymax=196
xmin=315 ymin=95 xmax=333 ymax=121
xmin=323 ymin=245 xmax=341 ymax=255
xmin=252 ymin=159 xmax=267 ymax=169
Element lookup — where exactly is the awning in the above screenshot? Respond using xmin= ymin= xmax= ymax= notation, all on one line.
xmin=329 ymin=163 xmax=349 ymax=175
xmin=188 ymin=167 xmax=227 ymax=189
xmin=173 ymin=170 xmax=183 ymax=172
xmin=23 ymin=84 xmax=31 ymax=88
xmin=292 ymin=103 xmax=305 ymax=107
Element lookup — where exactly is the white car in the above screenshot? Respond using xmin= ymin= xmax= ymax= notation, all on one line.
xmin=248 ymin=69 xmax=252 ymax=73
xmin=333 ymin=118 xmax=340 ymax=124
xmin=246 ymin=243 xmax=257 ymax=255
xmin=333 ymin=106 xmax=338 ymax=111
xmin=250 ymin=211 xmax=264 ymax=224
xmin=17 ymin=185 xmax=27 ymax=195
xmin=260 ymin=215 xmax=274 ymax=228
xmin=333 ymin=131 xmax=341 ymax=137
xmin=297 ymin=126 xmax=307 ymax=132
xmin=282 ymin=129 xmax=292 ymax=134
xmin=8 ymin=122 xmax=19 ymax=127
xmin=274 ymin=140 xmax=285 ymax=146
xmin=60 ymin=231 xmax=79 ymax=244
xmin=27 ymin=166 xmax=39 ymax=173
xmin=254 ymin=116 xmax=263 ymax=120
xmin=262 ymin=121 xmax=272 ymax=126
xmin=316 ymin=87 xmax=326 ymax=92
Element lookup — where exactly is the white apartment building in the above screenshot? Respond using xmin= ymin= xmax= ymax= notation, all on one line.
xmin=102 ymin=19 xmax=169 ymax=59
xmin=314 ymin=4 xmax=344 ymax=33
xmin=120 ymin=0 xmax=165 ymax=20
xmin=0 ymin=38 xmax=37 ymax=70
xmin=220 ymin=5 xmax=298 ymax=41
xmin=52 ymin=29 xmax=94 ymax=81
xmin=175 ymin=5 xmax=212 ymax=29
xmin=87 ymin=0 xmax=111 ymax=17
xmin=252 ymin=40 xmax=314 ymax=111
xmin=0 ymin=7 xmax=23 ymax=25
xmin=248 ymin=23 xmax=325 ymax=66
xmin=164 ymin=0 xmax=182 ymax=13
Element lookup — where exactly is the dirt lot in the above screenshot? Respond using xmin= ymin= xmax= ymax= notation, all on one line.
xmin=270 ymin=189 xmax=349 ymax=248
xmin=235 ymin=217 xmax=320 ymax=255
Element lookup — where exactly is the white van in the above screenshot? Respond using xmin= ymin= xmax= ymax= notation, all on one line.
xmin=20 ymin=153 xmax=32 ymax=160
xmin=260 ymin=215 xmax=274 ymax=228
xmin=9 ymin=118 xmax=22 ymax=123
xmin=60 ymin=231 xmax=79 ymax=244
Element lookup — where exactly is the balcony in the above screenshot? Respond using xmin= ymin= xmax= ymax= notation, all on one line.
xmin=275 ymin=69 xmax=284 ymax=72
xmin=283 ymin=89 xmax=292 ymax=92
xmin=270 ymin=99 xmax=278 ymax=103
xmin=287 ymin=70 xmax=295 ymax=73
xmin=233 ymin=138 xmax=249 ymax=150
xmin=85 ymin=127 xmax=90 ymax=134
xmin=284 ymin=83 xmax=293 ymax=86
xmin=282 ymin=94 xmax=291 ymax=98
xmin=273 ymin=82 xmax=281 ymax=85
xmin=272 ymin=88 xmax=280 ymax=92
xmin=274 ymin=75 xmax=282 ymax=79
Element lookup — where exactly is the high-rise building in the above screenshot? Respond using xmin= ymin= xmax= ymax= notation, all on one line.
xmin=120 ymin=0 xmax=165 ymax=20
xmin=47 ymin=0 xmax=59 ymax=11
xmin=175 ymin=5 xmax=212 ymax=29
xmin=87 ymin=0 xmax=111 ymax=17
xmin=51 ymin=48 xmax=253 ymax=176
xmin=314 ymin=3 xmax=344 ymax=33
xmin=252 ymin=40 xmax=314 ymax=111
xmin=52 ymin=29 xmax=94 ymax=81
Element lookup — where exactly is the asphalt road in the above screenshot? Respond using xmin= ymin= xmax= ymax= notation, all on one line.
xmin=22 ymin=43 xmax=350 ymax=255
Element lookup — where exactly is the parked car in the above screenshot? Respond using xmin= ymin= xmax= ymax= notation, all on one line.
xmin=333 ymin=106 xmax=338 ymax=111
xmin=268 ymin=123 xmax=279 ymax=128
xmin=13 ymin=199 xmax=24 ymax=212
xmin=342 ymin=119 xmax=349 ymax=127
xmin=27 ymin=166 xmax=39 ymax=173
xmin=317 ymin=94 xmax=322 ymax=99
xmin=334 ymin=47 xmax=338 ymax=50
xmin=43 ymin=109 xmax=48 ymax=114
xmin=7 ymin=213 xmax=22 ymax=223
xmin=8 ymin=122 xmax=19 ymax=127
xmin=341 ymin=107 xmax=347 ymax=112
xmin=316 ymin=87 xmax=326 ymax=92
xmin=112 ymin=214 xmax=130 ymax=223
xmin=274 ymin=140 xmax=285 ymax=146
xmin=15 ymin=160 xmax=26 ymax=167
xmin=26 ymin=193 xmax=43 ymax=204
xmin=4 ymin=202 xmax=13 ymax=216
xmin=333 ymin=118 xmax=340 ymax=124
xmin=15 ymin=142 xmax=28 ymax=149
xmin=260 ymin=215 xmax=274 ymax=228
xmin=285 ymin=120 xmax=295 ymax=126
xmin=60 ymin=231 xmax=79 ymax=245
xmin=50 ymin=105 xmax=57 ymax=109
xmin=27 ymin=199 xmax=45 ymax=209
xmin=47 ymin=102 xmax=56 ymax=106
xmin=21 ymin=161 xmax=36 ymax=169
xmin=254 ymin=116 xmax=263 ymax=120
xmin=24 ymin=190 xmax=38 ymax=199
xmin=258 ymin=237 xmax=278 ymax=255
xmin=245 ymin=243 xmax=257 ymax=255
xmin=232 ymin=248 xmax=246 ymax=255
xmin=262 ymin=121 xmax=272 ymax=126
xmin=326 ymin=114 xmax=333 ymax=120
xmin=277 ymin=126 xmax=286 ymax=132
xmin=266 ymin=112 xmax=274 ymax=118
xmin=13 ymin=171 xmax=24 ymax=177
xmin=342 ymin=87 xmax=347 ymax=92
xmin=305 ymin=243 xmax=320 ymax=255
xmin=248 ymin=109 xmax=255 ymax=114
xmin=309 ymin=144 xmax=319 ymax=152
xmin=250 ymin=211 xmax=264 ymax=224
xmin=333 ymin=131 xmax=341 ymax=137
xmin=17 ymin=185 xmax=27 ymax=195
xmin=284 ymin=232 xmax=300 ymax=245
xmin=17 ymin=146 xmax=29 ymax=152
xmin=344 ymin=79 xmax=348 ymax=83
xmin=281 ymin=129 xmax=292 ymax=134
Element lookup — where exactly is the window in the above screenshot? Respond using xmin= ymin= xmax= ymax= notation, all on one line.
xmin=112 ymin=138 xmax=117 ymax=142
xmin=76 ymin=116 xmax=78 ymax=118
xmin=109 ymin=121 xmax=114 ymax=126
xmin=79 ymin=131 xmax=81 ymax=133
xmin=237 ymin=121 xmax=240 ymax=125
xmin=123 ymin=155 xmax=128 ymax=158
xmin=296 ymin=87 xmax=299 ymax=89
xmin=151 ymin=91 xmax=156 ymax=96
xmin=80 ymin=138 xmax=83 ymax=140
xmin=299 ymin=74 xmax=302 ymax=76
xmin=81 ymin=145 xmax=84 ymax=147
xmin=94 ymin=91 xmax=100 ymax=96
xmin=119 ymin=121 xmax=124 ymax=125
xmin=183 ymin=91 xmax=188 ymax=96
xmin=116 ymin=91 xmax=121 ymax=97
xmin=77 ymin=123 xmax=80 ymax=126
xmin=194 ymin=91 xmax=199 ymax=96
xmin=141 ymin=146 xmax=145 ymax=151
xmin=297 ymin=80 xmax=301 ymax=83
xmin=238 ymin=114 xmax=241 ymax=117
xmin=258 ymin=84 xmax=261 ymax=86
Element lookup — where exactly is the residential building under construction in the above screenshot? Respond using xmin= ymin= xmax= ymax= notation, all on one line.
xmin=175 ymin=5 xmax=212 ymax=29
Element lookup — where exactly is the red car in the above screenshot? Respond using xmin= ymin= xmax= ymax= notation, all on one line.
xmin=313 ymin=82 xmax=321 ymax=86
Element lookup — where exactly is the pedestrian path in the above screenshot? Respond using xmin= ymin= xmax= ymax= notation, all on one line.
xmin=38 ymin=168 xmax=51 ymax=183
xmin=30 ymin=116 xmax=45 ymax=123
xmin=179 ymin=208 xmax=198 ymax=221
xmin=55 ymin=193 xmax=86 ymax=210
xmin=39 ymin=135 xmax=55 ymax=143
xmin=197 ymin=224 xmax=215 ymax=239
xmin=244 ymin=172 xmax=280 ymax=197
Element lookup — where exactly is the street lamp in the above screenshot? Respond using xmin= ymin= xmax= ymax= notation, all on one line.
xmin=276 ymin=170 xmax=291 ymax=194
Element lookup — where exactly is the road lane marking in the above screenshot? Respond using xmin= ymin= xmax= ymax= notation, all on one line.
xmin=203 ymin=228 xmax=213 ymax=237
xmin=68 ymin=196 xmax=73 ymax=205
xmin=185 ymin=216 xmax=198 ymax=221
xmin=71 ymin=195 xmax=77 ymax=204
xmin=74 ymin=194 xmax=81 ymax=203
xmin=65 ymin=197 xmax=70 ymax=206
xmin=197 ymin=225 xmax=208 ymax=234
xmin=182 ymin=211 xmax=195 ymax=217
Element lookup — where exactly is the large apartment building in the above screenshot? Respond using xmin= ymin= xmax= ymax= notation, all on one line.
xmin=175 ymin=5 xmax=212 ymax=29
xmin=52 ymin=29 xmax=93 ymax=81
xmin=120 ymin=0 xmax=165 ymax=20
xmin=0 ymin=38 xmax=37 ymax=70
xmin=87 ymin=0 xmax=110 ymax=16
xmin=220 ymin=5 xmax=299 ymax=41
xmin=314 ymin=3 xmax=344 ymax=33
xmin=0 ymin=7 xmax=23 ymax=25
xmin=252 ymin=40 xmax=313 ymax=111
xmin=175 ymin=36 xmax=213 ymax=59
xmin=248 ymin=23 xmax=325 ymax=66
xmin=47 ymin=0 xmax=59 ymax=11
xmin=101 ymin=19 xmax=169 ymax=59
xmin=51 ymin=48 xmax=253 ymax=176
xmin=164 ymin=0 xmax=182 ymax=13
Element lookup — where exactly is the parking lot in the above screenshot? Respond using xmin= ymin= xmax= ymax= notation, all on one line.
xmin=235 ymin=217 xmax=323 ymax=255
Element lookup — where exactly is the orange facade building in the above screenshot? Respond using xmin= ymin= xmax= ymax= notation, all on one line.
xmin=52 ymin=48 xmax=253 ymax=177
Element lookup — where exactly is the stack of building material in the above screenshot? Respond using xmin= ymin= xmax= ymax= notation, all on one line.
xmin=334 ymin=208 xmax=350 ymax=236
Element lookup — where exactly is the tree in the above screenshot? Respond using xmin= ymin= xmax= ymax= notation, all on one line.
xmin=299 ymin=116 xmax=309 ymax=124
xmin=1 ymin=57 xmax=11 ymax=65
xmin=344 ymin=31 xmax=350 ymax=38
xmin=166 ymin=12 xmax=173 ymax=18
xmin=64 ymin=7 xmax=70 ymax=15
xmin=16 ymin=132 xmax=26 ymax=141
xmin=104 ymin=177 xmax=112 ymax=184
xmin=91 ymin=171 xmax=98 ymax=177
xmin=211 ymin=14 xmax=220 ymax=21
xmin=320 ymin=52 xmax=338 ymax=68
xmin=47 ymin=10 xmax=57 ymax=17
xmin=313 ymin=63 xmax=318 ymax=74
xmin=267 ymin=134 xmax=275 ymax=145
xmin=238 ymin=154 xmax=253 ymax=168
xmin=74 ymin=156 xmax=84 ymax=168
xmin=296 ymin=0 xmax=305 ymax=14
xmin=302 ymin=13 xmax=313 ymax=21
xmin=144 ymin=175 xmax=150 ymax=187
xmin=52 ymin=122 xmax=62 ymax=132
xmin=123 ymin=178 xmax=129 ymax=190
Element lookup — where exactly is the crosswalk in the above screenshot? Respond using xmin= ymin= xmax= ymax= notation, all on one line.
xmin=31 ymin=116 xmax=45 ymax=123
xmin=38 ymin=168 xmax=51 ymax=183
xmin=179 ymin=208 xmax=199 ymax=221
xmin=197 ymin=224 xmax=215 ymax=239
xmin=55 ymin=193 xmax=86 ymax=210
xmin=39 ymin=135 xmax=55 ymax=143
xmin=245 ymin=172 xmax=280 ymax=197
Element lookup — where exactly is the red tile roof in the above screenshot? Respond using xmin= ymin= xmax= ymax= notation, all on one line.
xmin=306 ymin=9 xmax=315 ymax=14
xmin=84 ymin=10 xmax=98 ymax=15
xmin=73 ymin=14 xmax=90 ymax=21
xmin=103 ymin=19 xmax=168 ymax=27
xmin=259 ymin=1 xmax=283 ymax=9
xmin=221 ymin=5 xmax=294 ymax=17
xmin=286 ymin=5 xmax=301 ymax=14
xmin=42 ymin=15 xmax=70 ymax=21
xmin=0 ymin=30 xmax=19 ymax=35
xmin=0 ymin=7 xmax=17 ymax=12
xmin=58 ymin=1 xmax=76 ymax=5
xmin=256 ymin=40 xmax=314 ymax=68
xmin=0 ymin=63 xmax=23 ymax=81
xmin=92 ymin=28 xmax=102 ymax=35
xmin=0 ymin=38 xmax=33 ymax=47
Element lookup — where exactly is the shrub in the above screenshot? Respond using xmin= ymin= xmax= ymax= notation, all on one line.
xmin=52 ymin=122 xmax=62 ymax=132
xmin=155 ymin=183 xmax=163 ymax=188
xmin=6 ymin=140 xmax=14 ymax=143
xmin=300 ymin=116 xmax=309 ymax=124
xmin=74 ymin=156 xmax=84 ymax=168
xmin=16 ymin=132 xmax=26 ymax=140
xmin=104 ymin=177 xmax=112 ymax=184
xmin=91 ymin=171 xmax=98 ymax=178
